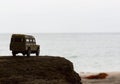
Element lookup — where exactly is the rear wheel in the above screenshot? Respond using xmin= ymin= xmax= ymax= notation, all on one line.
xmin=27 ymin=48 xmax=31 ymax=57
xmin=22 ymin=53 xmax=26 ymax=56
xmin=36 ymin=48 xmax=40 ymax=56
xmin=12 ymin=51 xmax=16 ymax=56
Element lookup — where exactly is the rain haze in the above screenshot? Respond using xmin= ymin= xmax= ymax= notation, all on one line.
xmin=0 ymin=0 xmax=120 ymax=33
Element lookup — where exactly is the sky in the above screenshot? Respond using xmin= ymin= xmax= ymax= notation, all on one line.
xmin=0 ymin=0 xmax=120 ymax=33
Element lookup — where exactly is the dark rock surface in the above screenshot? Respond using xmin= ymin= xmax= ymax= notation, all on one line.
xmin=0 ymin=56 xmax=82 ymax=84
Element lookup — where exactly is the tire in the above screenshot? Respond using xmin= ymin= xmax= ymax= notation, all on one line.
xmin=36 ymin=48 xmax=40 ymax=56
xmin=22 ymin=53 xmax=25 ymax=56
xmin=27 ymin=48 xmax=31 ymax=57
xmin=12 ymin=51 xmax=16 ymax=57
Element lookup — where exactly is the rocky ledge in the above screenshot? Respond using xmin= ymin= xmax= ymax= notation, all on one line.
xmin=0 ymin=56 xmax=82 ymax=84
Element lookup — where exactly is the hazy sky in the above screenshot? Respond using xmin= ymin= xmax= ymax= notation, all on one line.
xmin=0 ymin=0 xmax=120 ymax=33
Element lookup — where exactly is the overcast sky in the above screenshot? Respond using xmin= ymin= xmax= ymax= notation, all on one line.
xmin=0 ymin=0 xmax=120 ymax=33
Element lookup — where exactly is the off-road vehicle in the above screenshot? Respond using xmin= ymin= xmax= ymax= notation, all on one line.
xmin=10 ymin=34 xmax=40 ymax=56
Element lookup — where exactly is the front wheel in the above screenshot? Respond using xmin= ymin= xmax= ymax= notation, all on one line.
xmin=36 ymin=48 xmax=40 ymax=56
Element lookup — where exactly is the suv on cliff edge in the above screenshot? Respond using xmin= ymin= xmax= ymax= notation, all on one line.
xmin=10 ymin=34 xmax=40 ymax=56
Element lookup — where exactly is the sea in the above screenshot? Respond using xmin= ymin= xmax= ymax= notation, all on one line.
xmin=0 ymin=33 xmax=120 ymax=73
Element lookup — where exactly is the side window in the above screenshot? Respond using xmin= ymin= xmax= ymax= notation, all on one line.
xmin=32 ymin=39 xmax=34 ymax=43
xmin=33 ymin=39 xmax=36 ymax=44
xmin=32 ymin=39 xmax=34 ymax=42
xmin=26 ymin=39 xmax=29 ymax=42
xmin=14 ymin=38 xmax=22 ymax=42
xmin=21 ymin=38 xmax=24 ymax=42
xmin=30 ymin=39 xmax=32 ymax=43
